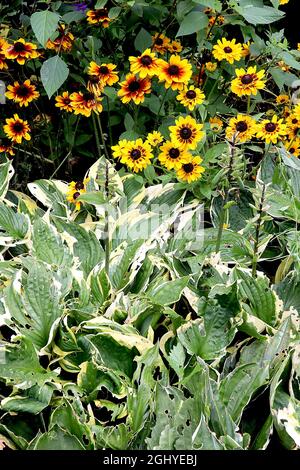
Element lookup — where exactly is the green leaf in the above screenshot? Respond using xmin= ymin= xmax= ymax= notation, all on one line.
xmin=32 ymin=425 xmax=85 ymax=450
xmin=0 ymin=337 xmax=57 ymax=389
xmin=40 ymin=55 xmax=69 ymax=99
xmin=176 ymin=11 xmax=209 ymax=37
xmin=0 ymin=204 xmax=29 ymax=240
xmin=109 ymin=240 xmax=143 ymax=290
xmin=62 ymin=11 xmax=85 ymax=24
xmin=0 ymin=161 xmax=14 ymax=201
xmin=30 ymin=10 xmax=60 ymax=47
xmin=134 ymin=28 xmax=152 ymax=52
xmin=32 ymin=218 xmax=72 ymax=267
xmin=236 ymin=5 xmax=285 ymax=25
xmin=146 ymin=276 xmax=189 ymax=306
xmin=89 ymin=266 xmax=111 ymax=306
xmin=1 ymin=384 xmax=53 ymax=414
xmin=192 ymin=0 xmax=222 ymax=11
xmin=77 ymin=191 xmax=106 ymax=205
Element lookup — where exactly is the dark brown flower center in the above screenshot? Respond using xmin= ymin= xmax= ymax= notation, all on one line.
xmin=131 ymin=149 xmax=141 ymax=160
xmin=155 ymin=38 xmax=163 ymax=46
xmin=95 ymin=8 xmax=108 ymax=19
xmin=73 ymin=191 xmax=81 ymax=200
xmin=128 ymin=80 xmax=140 ymax=92
xmin=168 ymin=65 xmax=180 ymax=76
xmin=99 ymin=66 xmax=109 ymax=74
xmin=290 ymin=147 xmax=295 ymax=153
xmin=186 ymin=90 xmax=196 ymax=99
xmin=83 ymin=91 xmax=95 ymax=101
xmin=265 ymin=122 xmax=277 ymax=132
xmin=13 ymin=122 xmax=24 ymax=132
xmin=140 ymin=55 xmax=152 ymax=66
xmin=169 ymin=148 xmax=180 ymax=159
xmin=17 ymin=85 xmax=30 ymax=97
xmin=182 ymin=163 xmax=194 ymax=173
xmin=292 ymin=118 xmax=298 ymax=124
xmin=63 ymin=97 xmax=71 ymax=104
xmin=241 ymin=74 xmax=254 ymax=85
xmin=75 ymin=181 xmax=84 ymax=190
xmin=13 ymin=41 xmax=26 ymax=52
xmin=180 ymin=127 xmax=192 ymax=140
xmin=236 ymin=121 xmax=248 ymax=132
xmin=224 ymin=46 xmax=232 ymax=53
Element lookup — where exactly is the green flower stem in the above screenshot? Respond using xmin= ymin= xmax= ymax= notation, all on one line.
xmin=50 ymin=116 xmax=80 ymax=179
xmin=247 ymin=95 xmax=251 ymax=114
xmin=252 ymin=183 xmax=266 ymax=277
xmin=155 ymin=88 xmax=169 ymax=127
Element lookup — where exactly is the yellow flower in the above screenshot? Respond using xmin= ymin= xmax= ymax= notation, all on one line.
xmin=279 ymin=0 xmax=289 ymax=4
xmin=158 ymin=141 xmax=190 ymax=170
xmin=46 ymin=24 xmax=74 ymax=52
xmin=55 ymin=91 xmax=74 ymax=113
xmin=146 ymin=131 xmax=163 ymax=147
xmin=167 ymin=40 xmax=183 ymax=53
xmin=86 ymin=8 xmax=111 ymax=27
xmin=256 ymin=115 xmax=287 ymax=144
xmin=284 ymin=138 xmax=300 ymax=157
xmin=277 ymin=60 xmax=290 ymax=72
xmin=4 ymin=114 xmax=31 ymax=143
xmin=87 ymin=75 xmax=105 ymax=95
xmin=231 ymin=66 xmax=266 ymax=97
xmin=176 ymin=156 xmax=205 ymax=183
xmin=157 ymin=55 xmax=192 ymax=91
xmin=209 ymin=116 xmax=223 ymax=132
xmin=118 ymin=73 xmax=151 ymax=104
xmin=205 ymin=62 xmax=217 ymax=72
xmin=66 ymin=178 xmax=90 ymax=211
xmin=152 ymin=33 xmax=170 ymax=54
xmin=5 ymin=79 xmax=39 ymax=107
xmin=169 ymin=115 xmax=204 ymax=150
xmin=129 ymin=49 xmax=160 ymax=78
xmin=111 ymin=139 xmax=129 ymax=160
xmin=225 ymin=115 xmax=257 ymax=143
xmin=276 ymin=94 xmax=289 ymax=105
xmin=88 ymin=62 xmax=119 ymax=86
xmin=120 ymin=139 xmax=153 ymax=172
xmin=4 ymin=38 xmax=39 ymax=65
xmin=0 ymin=138 xmax=15 ymax=156
xmin=70 ymin=91 xmax=103 ymax=117
xmin=0 ymin=38 xmax=9 ymax=69
xmin=176 ymin=85 xmax=205 ymax=111
xmin=286 ymin=113 xmax=300 ymax=139
xmin=298 ymin=43 xmax=300 ymax=52
xmin=212 ymin=38 xmax=243 ymax=64
xmin=241 ymin=41 xmax=251 ymax=57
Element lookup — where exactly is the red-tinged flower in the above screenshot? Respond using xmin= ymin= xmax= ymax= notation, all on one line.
xmin=118 ymin=74 xmax=151 ymax=105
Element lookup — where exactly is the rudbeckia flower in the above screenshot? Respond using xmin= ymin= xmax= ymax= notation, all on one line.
xmin=158 ymin=141 xmax=190 ymax=170
xmin=118 ymin=74 xmax=151 ymax=104
xmin=205 ymin=62 xmax=217 ymax=72
xmin=0 ymin=138 xmax=15 ymax=156
xmin=167 ymin=40 xmax=183 ymax=53
xmin=70 ymin=91 xmax=103 ymax=117
xmin=209 ymin=116 xmax=223 ymax=132
xmin=4 ymin=114 xmax=31 ymax=143
xmin=276 ymin=94 xmax=289 ymax=105
xmin=5 ymin=80 xmax=39 ymax=107
xmin=111 ymin=139 xmax=129 ymax=160
xmin=157 ymin=55 xmax=192 ymax=91
xmin=88 ymin=62 xmax=119 ymax=86
xmin=256 ymin=115 xmax=287 ymax=144
xmin=284 ymin=138 xmax=300 ymax=157
xmin=55 ymin=91 xmax=74 ymax=113
xmin=46 ymin=24 xmax=74 ymax=52
xmin=0 ymin=38 xmax=9 ymax=69
xmin=86 ymin=8 xmax=111 ymax=27
xmin=176 ymin=85 xmax=205 ymax=111
xmin=231 ymin=66 xmax=266 ymax=97
xmin=146 ymin=131 xmax=163 ymax=147
xmin=152 ymin=33 xmax=170 ymax=54
xmin=169 ymin=115 xmax=204 ymax=149
xmin=212 ymin=38 xmax=243 ymax=64
xmin=176 ymin=156 xmax=205 ymax=183
xmin=129 ymin=49 xmax=160 ymax=78
xmin=4 ymin=38 xmax=39 ymax=65
xmin=225 ymin=115 xmax=257 ymax=143
xmin=120 ymin=139 xmax=153 ymax=172
xmin=66 ymin=178 xmax=90 ymax=211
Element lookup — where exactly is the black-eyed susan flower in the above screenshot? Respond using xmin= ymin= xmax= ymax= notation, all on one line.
xmin=276 ymin=94 xmax=289 ymax=105
xmin=46 ymin=24 xmax=74 ymax=52
xmin=231 ymin=66 xmax=266 ymax=97
xmin=86 ymin=8 xmax=111 ymax=27
xmin=176 ymin=85 xmax=205 ymax=111
xmin=70 ymin=91 xmax=103 ymax=117
xmin=118 ymin=74 xmax=151 ymax=105
xmin=129 ymin=49 xmax=160 ymax=78
xmin=120 ymin=139 xmax=153 ymax=173
xmin=5 ymin=80 xmax=39 ymax=107
xmin=205 ymin=61 xmax=217 ymax=72
xmin=286 ymin=113 xmax=300 ymax=139
xmin=0 ymin=38 xmax=8 ymax=69
xmin=169 ymin=115 xmax=204 ymax=149
xmin=256 ymin=115 xmax=287 ymax=144
xmin=277 ymin=60 xmax=290 ymax=72
xmin=111 ymin=139 xmax=129 ymax=160
xmin=4 ymin=38 xmax=39 ymax=65
xmin=176 ymin=156 xmax=205 ymax=183
xmin=209 ymin=116 xmax=223 ymax=132
xmin=152 ymin=33 xmax=170 ymax=54
xmin=157 ymin=55 xmax=192 ymax=91
xmin=225 ymin=114 xmax=257 ymax=143
xmin=167 ymin=40 xmax=183 ymax=54
xmin=88 ymin=62 xmax=119 ymax=86
xmin=284 ymin=137 xmax=300 ymax=157
xmin=158 ymin=141 xmax=190 ymax=170
xmin=4 ymin=114 xmax=31 ymax=143
xmin=146 ymin=131 xmax=163 ymax=147
xmin=293 ymin=104 xmax=300 ymax=121
xmin=66 ymin=178 xmax=89 ymax=211
xmin=87 ymin=75 xmax=105 ymax=95
xmin=0 ymin=138 xmax=15 ymax=156
xmin=241 ymin=42 xmax=251 ymax=57
xmin=208 ymin=15 xmax=225 ymax=26
xmin=55 ymin=91 xmax=74 ymax=112
xmin=212 ymin=38 xmax=243 ymax=64
xmin=279 ymin=0 xmax=289 ymax=4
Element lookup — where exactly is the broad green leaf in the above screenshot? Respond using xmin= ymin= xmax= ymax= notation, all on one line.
xmin=146 ymin=276 xmax=189 ymax=306
xmin=0 ymin=203 xmax=29 ymax=240
xmin=109 ymin=240 xmax=143 ymax=290
xmin=192 ymin=0 xmax=222 ymax=11
xmin=31 ymin=425 xmax=85 ymax=450
xmin=0 ymin=161 xmax=14 ymax=201
xmin=32 ymin=218 xmax=72 ymax=267
xmin=40 ymin=55 xmax=69 ymax=99
xmin=134 ymin=28 xmax=152 ymax=52
xmin=1 ymin=384 xmax=53 ymax=414
xmin=89 ymin=266 xmax=111 ymax=306
xmin=236 ymin=5 xmax=285 ymax=25
xmin=30 ymin=10 xmax=60 ymax=47
xmin=176 ymin=11 xmax=209 ymax=37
